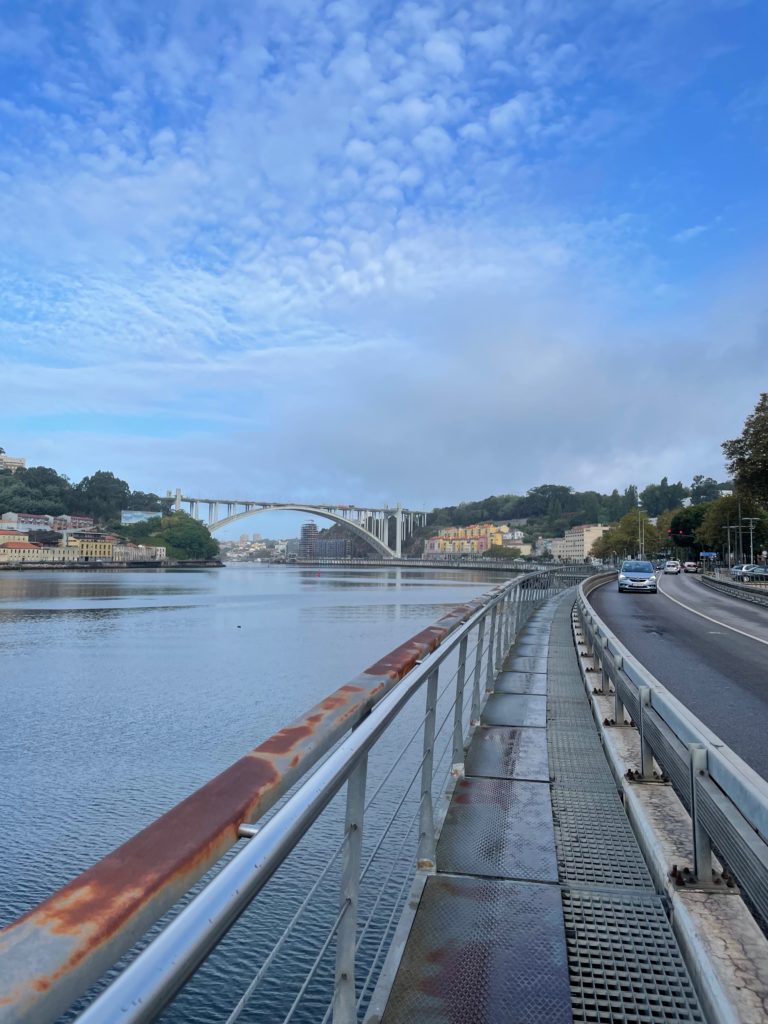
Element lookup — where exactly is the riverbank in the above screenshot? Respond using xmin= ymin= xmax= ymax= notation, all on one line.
xmin=0 ymin=559 xmax=224 ymax=571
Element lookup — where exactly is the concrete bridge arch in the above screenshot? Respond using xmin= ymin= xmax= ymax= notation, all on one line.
xmin=207 ymin=504 xmax=394 ymax=558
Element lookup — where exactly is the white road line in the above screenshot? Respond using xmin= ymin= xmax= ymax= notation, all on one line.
xmin=657 ymin=578 xmax=768 ymax=647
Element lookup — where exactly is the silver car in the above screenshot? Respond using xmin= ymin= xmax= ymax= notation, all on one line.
xmin=618 ymin=560 xmax=658 ymax=593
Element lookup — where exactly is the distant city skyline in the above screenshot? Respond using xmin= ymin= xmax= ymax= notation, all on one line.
xmin=2 ymin=1 xmax=767 ymax=506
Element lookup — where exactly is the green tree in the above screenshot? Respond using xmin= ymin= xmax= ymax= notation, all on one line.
xmin=483 ymin=545 xmax=522 ymax=559
xmin=722 ymin=393 xmax=768 ymax=506
xmin=590 ymin=511 xmax=661 ymax=561
xmin=694 ymin=496 xmax=768 ymax=559
xmin=689 ymin=475 xmax=721 ymax=505
xmin=640 ymin=477 xmax=688 ymax=516
xmin=0 ymin=466 xmax=74 ymax=516
xmin=74 ymin=471 xmax=131 ymax=523
xmin=669 ymin=504 xmax=711 ymax=553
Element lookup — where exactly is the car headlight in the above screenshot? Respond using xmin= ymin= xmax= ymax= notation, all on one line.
xmin=618 ymin=574 xmax=627 ymax=580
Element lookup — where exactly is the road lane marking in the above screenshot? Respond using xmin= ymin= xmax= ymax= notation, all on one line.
xmin=657 ymin=578 xmax=768 ymax=647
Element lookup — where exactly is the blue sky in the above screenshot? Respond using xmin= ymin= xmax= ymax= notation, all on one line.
xmin=2 ymin=0 xmax=767 ymax=531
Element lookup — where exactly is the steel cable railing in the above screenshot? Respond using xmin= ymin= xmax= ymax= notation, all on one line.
xmin=0 ymin=567 xmax=593 ymax=1024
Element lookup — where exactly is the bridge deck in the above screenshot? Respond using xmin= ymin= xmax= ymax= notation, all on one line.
xmin=377 ymin=592 xmax=705 ymax=1024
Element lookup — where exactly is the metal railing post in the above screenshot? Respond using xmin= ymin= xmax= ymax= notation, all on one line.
xmin=494 ymin=599 xmax=503 ymax=667
xmin=451 ymin=637 xmax=468 ymax=774
xmin=471 ymin=618 xmax=485 ymax=725
xmin=689 ymin=743 xmax=713 ymax=882
xmin=638 ymin=687 xmax=653 ymax=778
xmin=332 ymin=755 xmax=368 ymax=1024
xmin=417 ymin=668 xmax=439 ymax=869
xmin=485 ymin=605 xmax=498 ymax=690
xmin=502 ymin=590 xmax=512 ymax=652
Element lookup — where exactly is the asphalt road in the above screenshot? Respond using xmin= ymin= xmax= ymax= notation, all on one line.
xmin=589 ymin=572 xmax=768 ymax=781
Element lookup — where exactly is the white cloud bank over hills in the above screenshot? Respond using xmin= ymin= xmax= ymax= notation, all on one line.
xmin=1 ymin=0 xmax=766 ymax=505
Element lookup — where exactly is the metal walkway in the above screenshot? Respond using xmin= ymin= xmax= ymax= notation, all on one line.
xmin=380 ymin=592 xmax=706 ymax=1023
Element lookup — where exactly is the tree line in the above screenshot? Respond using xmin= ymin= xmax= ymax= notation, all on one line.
xmin=0 ymin=461 xmax=218 ymax=560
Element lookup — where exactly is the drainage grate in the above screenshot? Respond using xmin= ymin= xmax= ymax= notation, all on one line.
xmin=548 ymin=729 xmax=617 ymax=791
xmin=552 ymin=788 xmax=654 ymax=890
xmin=562 ymin=890 xmax=704 ymax=1023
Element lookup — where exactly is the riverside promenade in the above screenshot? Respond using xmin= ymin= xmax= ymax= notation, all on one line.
xmin=370 ymin=590 xmax=705 ymax=1023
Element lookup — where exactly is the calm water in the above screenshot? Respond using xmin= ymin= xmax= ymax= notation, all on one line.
xmin=0 ymin=564 xmax=507 ymax=1021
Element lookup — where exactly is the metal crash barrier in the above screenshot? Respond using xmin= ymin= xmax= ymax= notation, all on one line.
xmin=0 ymin=566 xmax=592 ymax=1024
xmin=578 ymin=574 xmax=768 ymax=922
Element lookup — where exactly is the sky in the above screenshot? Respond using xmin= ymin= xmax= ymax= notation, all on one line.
xmin=2 ymin=0 xmax=767 ymax=536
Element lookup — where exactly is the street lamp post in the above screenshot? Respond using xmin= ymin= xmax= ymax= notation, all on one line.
xmin=637 ymin=496 xmax=643 ymax=558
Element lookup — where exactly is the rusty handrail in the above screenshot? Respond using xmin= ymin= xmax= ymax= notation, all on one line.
xmin=2 ymin=570 xmax=566 ymax=1023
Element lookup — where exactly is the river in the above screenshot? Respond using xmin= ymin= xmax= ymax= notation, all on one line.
xmin=0 ymin=564 xmax=507 ymax=1022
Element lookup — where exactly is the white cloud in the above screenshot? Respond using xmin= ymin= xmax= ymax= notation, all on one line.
xmin=412 ymin=124 xmax=454 ymax=160
xmin=1 ymin=0 xmax=765 ymax=507
xmin=423 ymin=34 xmax=464 ymax=74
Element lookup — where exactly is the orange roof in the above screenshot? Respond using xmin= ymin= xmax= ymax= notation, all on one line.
xmin=0 ymin=528 xmax=24 ymax=534
xmin=0 ymin=542 xmax=42 ymax=549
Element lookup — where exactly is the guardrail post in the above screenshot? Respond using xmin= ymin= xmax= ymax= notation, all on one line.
xmin=417 ymin=668 xmax=439 ymax=869
xmin=689 ymin=743 xmax=713 ymax=882
xmin=333 ymin=754 xmax=368 ymax=1024
xmin=471 ymin=618 xmax=485 ymax=725
xmin=599 ymin=637 xmax=610 ymax=694
xmin=638 ymin=687 xmax=654 ymax=778
xmin=614 ymin=656 xmax=625 ymax=724
xmin=502 ymin=590 xmax=512 ymax=651
xmin=486 ymin=605 xmax=498 ymax=690
xmin=451 ymin=637 xmax=468 ymax=775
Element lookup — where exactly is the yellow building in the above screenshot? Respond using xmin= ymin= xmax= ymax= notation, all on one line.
xmin=423 ymin=523 xmax=508 ymax=558
xmin=67 ymin=537 xmax=115 ymax=561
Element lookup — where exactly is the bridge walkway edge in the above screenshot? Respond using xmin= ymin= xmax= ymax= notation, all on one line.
xmin=366 ymin=590 xmax=706 ymax=1024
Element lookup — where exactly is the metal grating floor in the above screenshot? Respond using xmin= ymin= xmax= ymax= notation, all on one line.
xmin=551 ymin=787 xmax=654 ymax=890
xmin=562 ymin=889 xmax=704 ymax=1023
xmin=381 ymin=876 xmax=573 ymax=1024
xmin=464 ymin=726 xmax=549 ymax=782
xmin=482 ymin=692 xmax=546 ymax=727
xmin=436 ymin=777 xmax=558 ymax=882
xmin=495 ymin=670 xmax=547 ymax=695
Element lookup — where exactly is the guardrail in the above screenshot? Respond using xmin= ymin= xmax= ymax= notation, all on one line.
xmin=291 ymin=558 xmax=595 ymax=572
xmin=699 ymin=573 xmax=768 ymax=608
xmin=0 ymin=566 xmax=592 ymax=1024
xmin=578 ymin=573 xmax=768 ymax=922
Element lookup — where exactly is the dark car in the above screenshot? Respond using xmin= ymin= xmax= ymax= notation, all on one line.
xmin=618 ymin=560 xmax=657 ymax=593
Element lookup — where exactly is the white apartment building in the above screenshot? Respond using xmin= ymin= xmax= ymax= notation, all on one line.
xmin=562 ymin=524 xmax=608 ymax=561
xmin=550 ymin=537 xmax=567 ymax=560
xmin=0 ymin=454 xmax=26 ymax=473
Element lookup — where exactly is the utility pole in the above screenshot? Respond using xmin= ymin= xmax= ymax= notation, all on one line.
xmin=722 ymin=525 xmax=739 ymax=567
xmin=637 ymin=494 xmax=643 ymax=558
xmin=744 ymin=518 xmax=759 ymax=565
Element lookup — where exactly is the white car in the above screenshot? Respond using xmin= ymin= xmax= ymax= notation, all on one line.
xmin=664 ymin=560 xmax=681 ymax=574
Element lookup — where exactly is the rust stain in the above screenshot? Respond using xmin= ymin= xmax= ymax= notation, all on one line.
xmin=7 ymin=754 xmax=279 ymax=947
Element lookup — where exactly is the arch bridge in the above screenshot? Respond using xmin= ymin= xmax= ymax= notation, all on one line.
xmin=172 ymin=489 xmax=428 ymax=558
